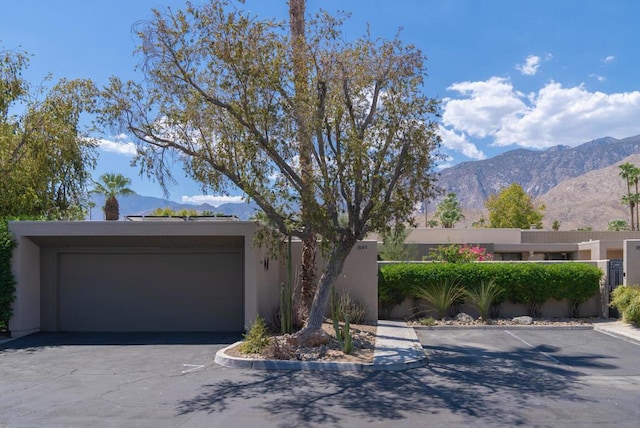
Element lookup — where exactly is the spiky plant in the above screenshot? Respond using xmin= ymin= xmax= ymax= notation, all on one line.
xmin=465 ymin=279 xmax=504 ymax=321
xmin=415 ymin=278 xmax=465 ymax=320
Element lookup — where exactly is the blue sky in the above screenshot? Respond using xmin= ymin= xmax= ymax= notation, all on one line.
xmin=3 ymin=0 xmax=640 ymax=205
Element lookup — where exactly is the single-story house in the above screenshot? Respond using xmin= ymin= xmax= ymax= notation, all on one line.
xmin=8 ymin=219 xmax=378 ymax=338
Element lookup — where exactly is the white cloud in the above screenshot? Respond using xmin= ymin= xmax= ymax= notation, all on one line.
xmin=516 ymin=55 xmax=541 ymax=76
xmin=603 ymin=55 xmax=615 ymax=63
xmin=443 ymin=76 xmax=640 ymax=149
xmin=443 ymin=77 xmax=527 ymax=138
xmin=439 ymin=127 xmax=487 ymax=160
xmin=96 ymin=138 xmax=137 ymax=156
xmin=181 ymin=195 xmax=245 ymax=207
xmin=590 ymin=73 xmax=606 ymax=82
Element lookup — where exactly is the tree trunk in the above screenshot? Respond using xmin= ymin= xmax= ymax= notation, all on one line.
xmin=296 ymin=241 xmax=353 ymax=341
xmin=300 ymin=235 xmax=317 ymax=316
xmin=289 ymin=0 xmax=317 ymax=321
xmin=104 ymin=196 xmax=119 ymax=221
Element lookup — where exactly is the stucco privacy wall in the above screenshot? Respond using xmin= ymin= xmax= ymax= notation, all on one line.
xmin=8 ymin=221 xmax=262 ymax=337
xmin=623 ymin=239 xmax=640 ymax=286
xmin=281 ymin=240 xmax=378 ymax=324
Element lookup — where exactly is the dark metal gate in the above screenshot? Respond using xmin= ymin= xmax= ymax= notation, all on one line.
xmin=608 ymin=260 xmax=624 ymax=318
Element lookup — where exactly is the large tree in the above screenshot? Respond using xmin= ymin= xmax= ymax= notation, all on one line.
xmin=98 ymin=0 xmax=441 ymax=339
xmin=1 ymin=48 xmax=97 ymax=219
xmin=485 ymin=183 xmax=544 ymax=229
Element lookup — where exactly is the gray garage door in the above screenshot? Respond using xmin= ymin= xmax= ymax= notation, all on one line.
xmin=50 ymin=250 xmax=243 ymax=332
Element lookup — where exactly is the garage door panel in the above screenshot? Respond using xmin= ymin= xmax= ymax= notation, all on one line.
xmin=57 ymin=252 xmax=243 ymax=332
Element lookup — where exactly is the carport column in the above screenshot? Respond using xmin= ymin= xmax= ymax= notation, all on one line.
xmin=8 ymin=229 xmax=41 ymax=337
xmin=623 ymin=239 xmax=640 ymax=286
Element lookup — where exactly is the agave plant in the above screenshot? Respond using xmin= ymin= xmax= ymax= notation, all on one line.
xmin=415 ymin=278 xmax=465 ymax=320
xmin=465 ymin=278 xmax=504 ymax=321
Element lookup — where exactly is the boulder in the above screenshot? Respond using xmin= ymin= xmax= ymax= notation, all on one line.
xmin=512 ymin=316 xmax=533 ymax=325
xmin=455 ymin=312 xmax=474 ymax=323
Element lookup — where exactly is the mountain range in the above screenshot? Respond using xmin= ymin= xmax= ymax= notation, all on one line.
xmin=431 ymin=134 xmax=640 ymax=230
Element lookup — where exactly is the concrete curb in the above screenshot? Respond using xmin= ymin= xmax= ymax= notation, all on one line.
xmin=413 ymin=325 xmax=595 ymax=331
xmin=594 ymin=324 xmax=640 ymax=346
xmin=214 ymin=324 xmax=429 ymax=372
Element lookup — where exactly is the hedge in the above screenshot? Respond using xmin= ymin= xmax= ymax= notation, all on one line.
xmin=379 ymin=262 xmax=603 ymax=317
xmin=0 ymin=220 xmax=17 ymax=332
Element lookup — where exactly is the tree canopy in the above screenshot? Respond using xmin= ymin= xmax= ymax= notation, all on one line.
xmin=619 ymin=162 xmax=640 ymax=231
xmin=1 ymin=48 xmax=97 ymax=219
xmin=98 ymin=0 xmax=441 ymax=335
xmin=485 ymin=183 xmax=544 ymax=229
xmin=91 ymin=173 xmax=135 ymax=220
xmin=435 ymin=192 xmax=464 ymax=228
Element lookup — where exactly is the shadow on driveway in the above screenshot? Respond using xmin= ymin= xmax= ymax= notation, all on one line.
xmin=175 ymin=340 xmax=609 ymax=426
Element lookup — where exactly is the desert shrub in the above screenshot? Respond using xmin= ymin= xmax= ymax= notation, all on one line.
xmin=264 ymin=337 xmax=296 ymax=360
xmin=239 ymin=316 xmax=271 ymax=354
xmin=465 ymin=278 xmax=504 ymax=320
xmin=330 ymin=289 xmax=367 ymax=324
xmin=419 ymin=316 xmax=436 ymax=326
xmin=610 ymin=285 xmax=640 ymax=325
xmin=415 ymin=278 xmax=465 ymax=320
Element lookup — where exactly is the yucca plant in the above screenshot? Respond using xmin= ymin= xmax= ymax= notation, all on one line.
xmin=465 ymin=278 xmax=504 ymax=321
xmin=415 ymin=278 xmax=465 ymax=320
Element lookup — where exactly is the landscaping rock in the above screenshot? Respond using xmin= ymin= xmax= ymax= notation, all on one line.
xmin=512 ymin=316 xmax=533 ymax=325
xmin=455 ymin=312 xmax=474 ymax=323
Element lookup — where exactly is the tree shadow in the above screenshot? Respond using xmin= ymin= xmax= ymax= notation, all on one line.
xmin=176 ymin=341 xmax=612 ymax=426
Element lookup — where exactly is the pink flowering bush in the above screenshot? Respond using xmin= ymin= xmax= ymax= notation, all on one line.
xmin=429 ymin=243 xmax=493 ymax=263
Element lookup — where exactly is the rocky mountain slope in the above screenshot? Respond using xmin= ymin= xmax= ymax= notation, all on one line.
xmin=437 ymin=134 xmax=640 ymax=209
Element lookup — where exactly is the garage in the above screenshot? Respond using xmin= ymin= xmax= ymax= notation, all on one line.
xmin=37 ymin=235 xmax=244 ymax=333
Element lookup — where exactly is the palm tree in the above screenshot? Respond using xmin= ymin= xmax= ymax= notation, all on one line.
xmin=619 ymin=163 xmax=636 ymax=231
xmin=435 ymin=193 xmax=465 ymax=228
xmin=91 ymin=173 xmax=135 ymax=220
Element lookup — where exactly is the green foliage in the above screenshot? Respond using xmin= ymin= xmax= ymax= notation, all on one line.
xmin=415 ymin=278 xmax=465 ymax=320
xmin=379 ymin=226 xmax=417 ymax=261
xmin=435 ymin=192 xmax=465 ymax=228
xmin=150 ymin=207 xmax=199 ymax=216
xmin=239 ymin=316 xmax=271 ymax=354
xmin=331 ymin=287 xmax=353 ymax=354
xmin=607 ymin=219 xmax=629 ymax=231
xmin=428 ymin=243 xmax=493 ymax=263
xmin=551 ymin=220 xmax=560 ymax=231
xmin=619 ymin=162 xmax=640 ymax=231
xmin=464 ymin=278 xmax=504 ymax=320
xmin=379 ymin=262 xmax=603 ymax=318
xmin=0 ymin=220 xmax=17 ymax=331
xmin=419 ymin=316 xmax=436 ymax=326
xmin=1 ymin=48 xmax=97 ymax=220
xmin=98 ymin=1 xmax=441 ymax=332
xmin=91 ymin=173 xmax=135 ymax=220
xmin=610 ymin=285 xmax=640 ymax=326
xmin=330 ymin=288 xmax=367 ymax=324
xmin=485 ymin=183 xmax=545 ymax=229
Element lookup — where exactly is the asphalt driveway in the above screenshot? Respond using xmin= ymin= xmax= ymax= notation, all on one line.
xmin=1 ymin=329 xmax=639 ymax=427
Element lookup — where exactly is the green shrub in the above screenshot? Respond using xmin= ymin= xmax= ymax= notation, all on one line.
xmin=465 ymin=278 xmax=504 ymax=320
xmin=0 ymin=220 xmax=17 ymax=332
xmin=419 ymin=316 xmax=436 ymax=326
xmin=610 ymin=285 xmax=640 ymax=326
xmin=239 ymin=316 xmax=271 ymax=354
xmin=415 ymin=278 xmax=465 ymax=320
xmin=379 ymin=262 xmax=603 ymax=318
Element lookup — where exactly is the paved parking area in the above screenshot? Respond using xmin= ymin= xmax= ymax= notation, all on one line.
xmin=1 ymin=329 xmax=639 ymax=427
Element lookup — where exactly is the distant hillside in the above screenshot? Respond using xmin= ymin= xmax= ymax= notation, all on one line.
xmin=537 ymin=153 xmax=640 ymax=230
xmin=436 ymin=134 xmax=640 ymax=209
xmin=88 ymin=194 xmax=258 ymax=220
